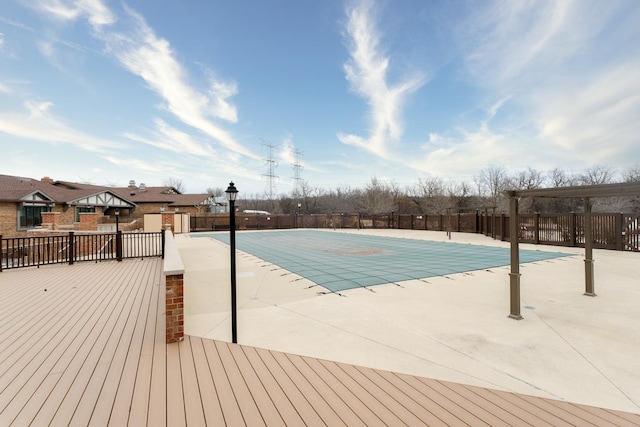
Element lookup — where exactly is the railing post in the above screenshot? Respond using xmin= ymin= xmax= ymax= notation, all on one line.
xmin=491 ymin=210 xmax=496 ymax=239
xmin=0 ymin=234 xmax=3 ymax=272
xmin=616 ymin=213 xmax=624 ymax=251
xmin=69 ymin=231 xmax=75 ymax=265
xmin=535 ymin=212 xmax=540 ymax=245
xmin=484 ymin=208 xmax=489 ymax=236
xmin=161 ymin=229 xmax=166 ymax=259
xmin=569 ymin=212 xmax=576 ymax=247
xmin=116 ymin=230 xmax=123 ymax=262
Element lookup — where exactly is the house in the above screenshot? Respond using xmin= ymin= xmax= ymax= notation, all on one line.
xmin=0 ymin=174 xmax=219 ymax=237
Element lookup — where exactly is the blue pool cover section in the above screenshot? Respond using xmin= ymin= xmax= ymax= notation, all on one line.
xmin=195 ymin=230 xmax=572 ymax=293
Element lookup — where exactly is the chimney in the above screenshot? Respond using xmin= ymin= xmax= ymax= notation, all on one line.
xmin=139 ymin=183 xmax=146 ymax=193
xmin=41 ymin=176 xmax=54 ymax=184
xmin=128 ymin=179 xmax=137 ymax=190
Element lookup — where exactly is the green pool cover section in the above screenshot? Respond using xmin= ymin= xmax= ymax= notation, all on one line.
xmin=195 ymin=230 xmax=572 ymax=293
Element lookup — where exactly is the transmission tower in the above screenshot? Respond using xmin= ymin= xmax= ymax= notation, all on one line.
xmin=261 ymin=140 xmax=279 ymax=199
xmin=291 ymin=147 xmax=303 ymax=196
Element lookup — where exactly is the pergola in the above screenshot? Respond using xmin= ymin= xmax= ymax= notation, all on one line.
xmin=504 ymin=181 xmax=640 ymax=319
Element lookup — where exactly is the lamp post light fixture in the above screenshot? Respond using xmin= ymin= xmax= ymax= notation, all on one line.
xmin=225 ymin=181 xmax=239 ymax=344
xmin=115 ymin=208 xmax=120 ymax=232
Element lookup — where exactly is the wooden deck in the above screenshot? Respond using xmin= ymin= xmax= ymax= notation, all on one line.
xmin=1 ymin=260 xmax=639 ymax=426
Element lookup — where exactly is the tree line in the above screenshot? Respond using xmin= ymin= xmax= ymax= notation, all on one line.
xmin=218 ymin=164 xmax=640 ymax=215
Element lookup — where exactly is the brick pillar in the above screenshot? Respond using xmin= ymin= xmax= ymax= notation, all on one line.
xmin=79 ymin=212 xmax=99 ymax=231
xmin=166 ymin=273 xmax=184 ymax=343
xmin=41 ymin=212 xmax=60 ymax=230
xmin=162 ymin=212 xmax=174 ymax=233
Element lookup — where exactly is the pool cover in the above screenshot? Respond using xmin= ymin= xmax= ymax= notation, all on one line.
xmin=195 ymin=230 xmax=572 ymax=293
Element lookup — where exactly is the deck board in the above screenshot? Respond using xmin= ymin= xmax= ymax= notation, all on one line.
xmin=2 ymin=260 xmax=640 ymax=426
xmin=241 ymin=346 xmax=309 ymax=426
xmin=201 ymin=338 xmax=245 ymax=426
xmin=147 ymin=267 xmax=167 ymax=427
xmin=72 ymin=261 xmax=148 ymax=427
xmin=189 ymin=336 xmax=226 ymax=425
xmin=127 ymin=261 xmax=162 ymax=426
xmin=1 ymin=263 xmax=131 ymax=426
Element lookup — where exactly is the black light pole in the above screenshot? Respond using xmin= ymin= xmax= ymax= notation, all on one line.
xmin=297 ymin=202 xmax=301 ymax=228
xmin=225 ymin=182 xmax=239 ymax=344
xmin=115 ymin=208 xmax=122 ymax=262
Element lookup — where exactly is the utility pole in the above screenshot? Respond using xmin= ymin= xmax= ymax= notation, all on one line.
xmin=261 ymin=140 xmax=279 ymax=200
xmin=291 ymin=147 xmax=303 ymax=196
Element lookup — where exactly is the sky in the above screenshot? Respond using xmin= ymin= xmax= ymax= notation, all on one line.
xmin=1 ymin=0 xmax=639 ymax=196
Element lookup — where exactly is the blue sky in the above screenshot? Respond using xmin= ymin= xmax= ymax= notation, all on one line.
xmin=1 ymin=0 xmax=639 ymax=196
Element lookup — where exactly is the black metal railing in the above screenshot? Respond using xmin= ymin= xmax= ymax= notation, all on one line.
xmin=1 ymin=230 xmax=165 ymax=271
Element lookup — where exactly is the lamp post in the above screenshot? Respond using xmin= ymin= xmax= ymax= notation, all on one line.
xmin=225 ymin=181 xmax=239 ymax=344
xmin=114 ymin=208 xmax=122 ymax=262
xmin=297 ymin=202 xmax=301 ymax=228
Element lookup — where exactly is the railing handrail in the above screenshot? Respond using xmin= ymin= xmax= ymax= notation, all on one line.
xmin=1 ymin=230 xmax=164 ymax=271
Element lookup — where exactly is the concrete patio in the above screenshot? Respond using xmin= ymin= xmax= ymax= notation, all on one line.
xmin=178 ymin=228 xmax=640 ymax=415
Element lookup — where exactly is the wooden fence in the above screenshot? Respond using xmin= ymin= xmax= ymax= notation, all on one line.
xmin=191 ymin=212 xmax=639 ymax=252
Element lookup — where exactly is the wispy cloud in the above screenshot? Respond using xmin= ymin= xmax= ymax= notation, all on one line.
xmin=434 ymin=0 xmax=640 ymax=175
xmin=534 ymin=60 xmax=640 ymax=161
xmin=100 ymin=5 xmax=253 ymax=158
xmin=30 ymin=0 xmax=115 ymax=29
xmin=279 ymin=135 xmax=321 ymax=174
xmin=123 ymin=118 xmax=218 ymax=159
xmin=103 ymin=155 xmax=167 ymax=174
xmin=0 ymin=99 xmax=125 ymax=151
xmin=28 ymin=0 xmax=256 ymax=160
xmin=338 ymin=0 xmax=425 ymax=157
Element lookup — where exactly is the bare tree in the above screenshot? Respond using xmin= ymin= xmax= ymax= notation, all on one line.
xmin=447 ymin=181 xmax=475 ymax=211
xmin=623 ymin=165 xmax=640 ymax=183
xmin=355 ymin=177 xmax=396 ymax=214
xmin=579 ymin=164 xmax=615 ymax=185
xmin=163 ymin=177 xmax=186 ymax=193
xmin=206 ymin=187 xmax=224 ymax=197
xmin=408 ymin=177 xmax=449 ymax=213
xmin=477 ymin=165 xmax=509 ymax=211
xmin=548 ymin=168 xmax=578 ymax=187
xmin=513 ymin=167 xmax=546 ymax=190
xmin=318 ymin=185 xmax=354 ymax=213
xmin=510 ymin=167 xmax=546 ymax=213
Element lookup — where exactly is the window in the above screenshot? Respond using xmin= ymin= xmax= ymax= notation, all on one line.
xmin=18 ymin=205 xmax=50 ymax=229
xmin=75 ymin=206 xmax=95 ymax=222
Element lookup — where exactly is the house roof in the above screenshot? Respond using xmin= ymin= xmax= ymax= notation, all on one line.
xmin=0 ymin=174 xmax=66 ymax=203
xmin=0 ymin=174 xmax=214 ymax=208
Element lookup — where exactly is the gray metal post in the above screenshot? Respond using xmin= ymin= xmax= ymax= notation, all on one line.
xmin=508 ymin=196 xmax=522 ymax=319
xmin=584 ymin=198 xmax=596 ymax=296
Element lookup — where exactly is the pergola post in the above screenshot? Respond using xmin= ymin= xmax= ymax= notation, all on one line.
xmin=508 ymin=195 xmax=522 ymax=319
xmin=584 ymin=197 xmax=596 ymax=296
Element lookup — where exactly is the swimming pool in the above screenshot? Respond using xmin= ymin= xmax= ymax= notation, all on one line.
xmin=195 ymin=230 xmax=572 ymax=292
